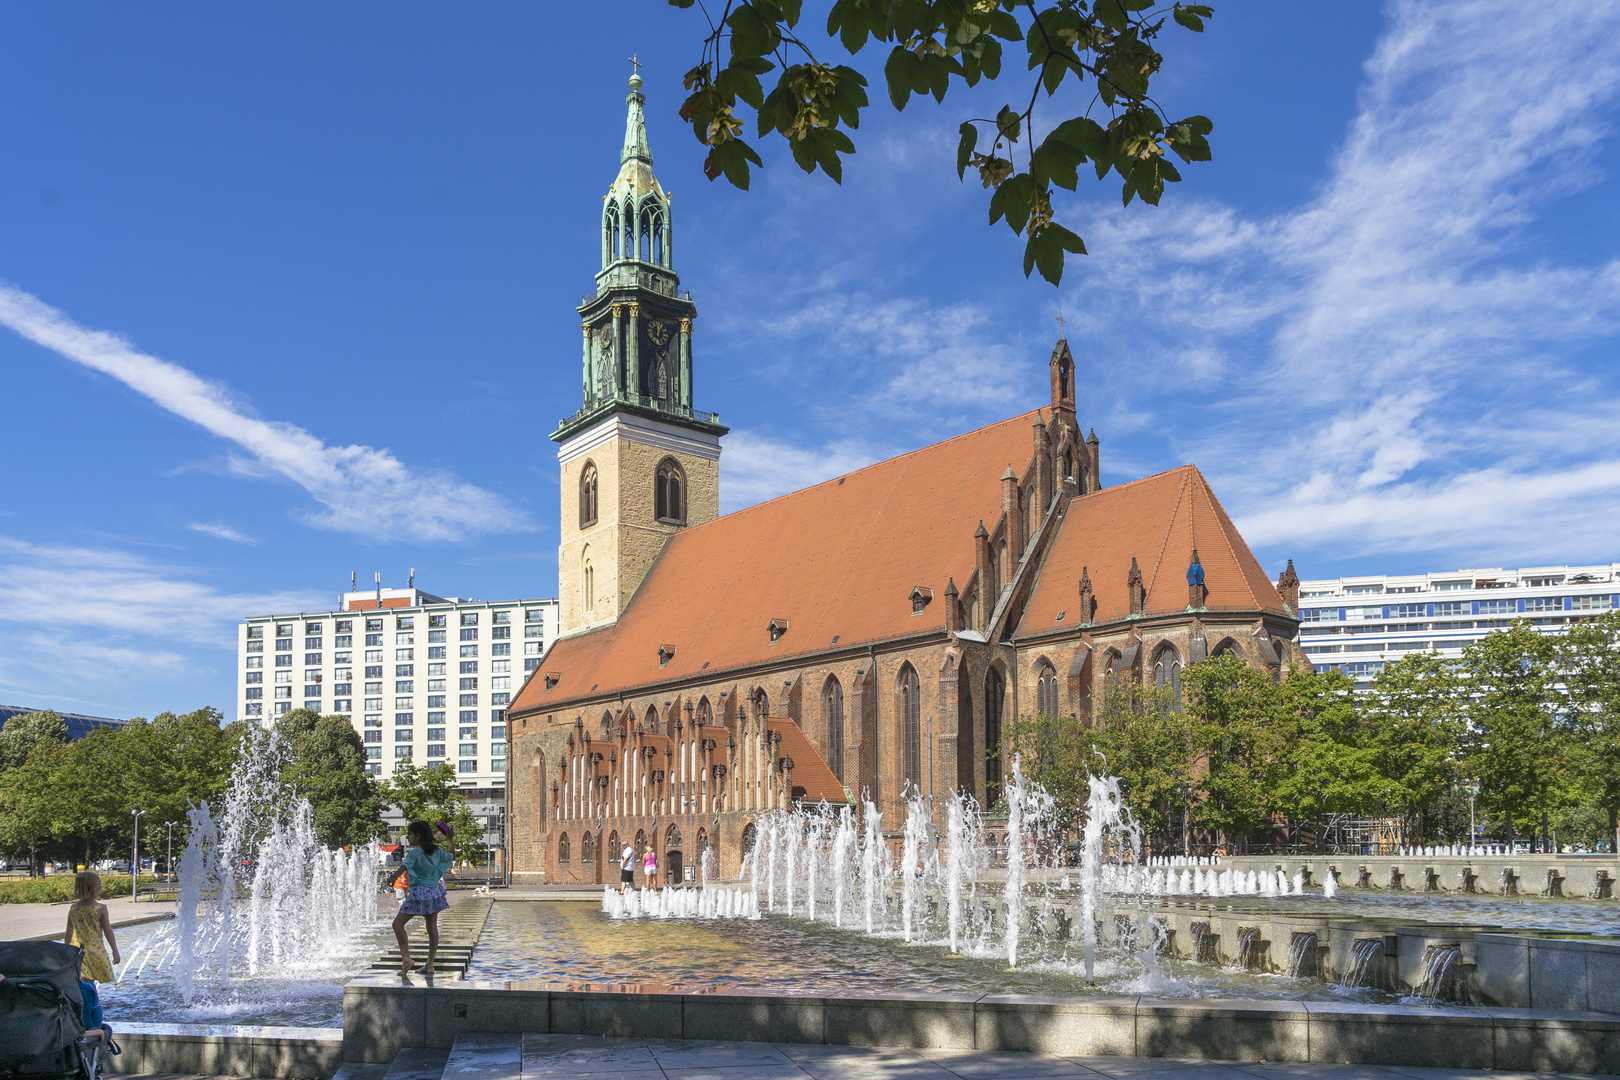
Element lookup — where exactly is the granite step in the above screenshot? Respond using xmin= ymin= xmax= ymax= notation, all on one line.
xmin=368 ymin=895 xmax=494 ymax=978
xmin=381 ymin=1046 xmax=450 ymax=1080
xmin=444 ymin=1033 xmax=521 ymax=1080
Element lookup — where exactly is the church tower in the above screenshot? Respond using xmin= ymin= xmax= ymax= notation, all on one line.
xmin=553 ymin=68 xmax=728 ymax=637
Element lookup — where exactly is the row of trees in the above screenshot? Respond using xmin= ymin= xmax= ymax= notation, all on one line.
xmin=0 ymin=707 xmax=486 ymax=873
xmin=1002 ymin=613 xmax=1620 ymax=855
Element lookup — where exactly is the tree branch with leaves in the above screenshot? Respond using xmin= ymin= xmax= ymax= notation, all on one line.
xmin=670 ymin=0 xmax=1214 ymax=284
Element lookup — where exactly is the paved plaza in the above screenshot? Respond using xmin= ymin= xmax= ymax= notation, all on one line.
xmin=319 ymin=1033 xmax=1615 ymax=1080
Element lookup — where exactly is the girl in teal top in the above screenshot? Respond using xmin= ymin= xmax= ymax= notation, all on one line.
xmin=393 ymin=820 xmax=454 ymax=975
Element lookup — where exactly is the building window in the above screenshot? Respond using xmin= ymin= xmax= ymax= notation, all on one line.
xmin=461 ymin=710 xmax=477 ymax=722
xmin=458 ymin=760 xmax=477 ymax=774
xmin=429 ymin=614 xmax=447 ymax=628
xmin=365 ymin=618 xmax=382 ymax=631
xmin=461 ymin=612 xmax=479 ymax=626
xmin=492 ymin=676 xmax=510 ymax=690
xmin=247 ymin=641 xmax=264 ymax=654
xmin=364 ymin=713 xmax=382 ymax=727
xmin=303 ymin=684 xmax=321 ymax=697
xmin=491 ymin=643 xmax=510 ymax=657
xmin=364 ymin=746 xmax=380 ymax=760
xmin=823 ymin=676 xmax=844 ymax=783
xmin=580 ymin=461 xmax=599 ymax=528
xmin=333 ymin=699 xmax=352 ymax=713
xmin=985 ymin=667 xmax=1005 ymax=805
xmin=1153 ymin=647 xmax=1181 ymax=709
xmin=336 ymin=620 xmax=353 ymax=632
xmin=558 ymin=833 xmax=571 ymax=867
xmin=460 ymin=694 xmax=478 ymax=707
xmin=583 ymin=544 xmax=595 ymax=613
xmin=460 ymin=661 xmax=478 ymax=674
xmin=305 ymin=652 xmax=322 ymax=665
xmin=427 ymin=710 xmax=445 ymax=723
xmin=245 ymin=687 xmax=263 ymax=700
xmin=246 ymin=672 xmax=263 ymax=685
xmin=491 ymin=692 xmax=509 ymax=705
xmin=395 ymin=746 xmax=413 ymax=760
xmin=396 ymin=663 xmax=414 ymax=676
xmin=366 ymin=633 xmax=382 ymax=646
xmin=396 ymin=680 xmax=414 ymax=693
xmin=428 ymin=646 xmax=447 ymax=659
xmin=334 ymin=634 xmax=352 ymax=648
xmin=396 ymin=712 xmax=414 ymax=725
xmin=526 ymin=608 xmax=545 ymax=624
xmin=428 ymin=744 xmax=446 ymax=758
xmin=274 ymin=687 xmax=292 ymax=700
xmin=276 ymin=623 xmax=293 ymax=636
xmin=276 ymin=638 xmax=292 ymax=652
xmin=247 ymin=625 xmax=264 ymax=640
xmin=428 ymin=629 xmax=446 ymax=643
xmin=460 ymin=677 xmax=479 ymax=690
xmin=525 ymin=658 xmax=540 ymax=672
xmin=365 ymin=665 xmax=383 ymax=678
xmin=246 ymin=656 xmax=263 ymax=669
xmin=654 ymin=458 xmax=686 ymax=524
xmin=394 ymin=729 xmax=413 ymax=742
xmin=899 ymin=664 xmax=921 ymax=789
xmin=492 ymin=625 xmax=511 ymax=641
xmin=492 ymin=742 xmax=506 ymax=758
xmin=304 ymin=636 xmax=322 ymax=650
xmin=1036 ymin=662 xmax=1058 ymax=717
xmin=460 ymin=743 xmax=477 ymax=756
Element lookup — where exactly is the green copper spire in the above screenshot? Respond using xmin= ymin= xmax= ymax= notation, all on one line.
xmin=622 ymin=68 xmax=652 ymax=166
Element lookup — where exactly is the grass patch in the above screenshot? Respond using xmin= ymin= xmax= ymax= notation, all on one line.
xmin=0 ymin=875 xmax=159 ymax=904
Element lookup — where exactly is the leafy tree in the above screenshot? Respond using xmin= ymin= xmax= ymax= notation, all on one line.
xmin=670 ymin=0 xmax=1216 ymax=283
xmin=1181 ymin=653 xmax=1284 ymax=846
xmin=275 ymin=709 xmax=386 ymax=848
xmin=1557 ymin=611 xmax=1620 ymax=854
xmin=379 ymin=763 xmax=482 ymax=860
xmin=1268 ymin=666 xmax=1389 ymax=829
xmin=0 ymin=740 xmax=70 ymax=872
xmin=1461 ymin=622 xmax=1569 ymax=850
xmin=0 ymin=711 xmax=69 ymax=771
xmin=1084 ymin=678 xmax=1197 ymax=853
xmin=1362 ymin=653 xmax=1466 ymax=844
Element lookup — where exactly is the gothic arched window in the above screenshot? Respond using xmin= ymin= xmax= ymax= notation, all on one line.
xmin=645 ymin=705 xmax=659 ymax=733
xmin=899 ymin=664 xmax=922 ymax=789
xmin=582 ymin=830 xmax=596 ymax=866
xmin=582 ymin=544 xmax=595 ymax=613
xmin=823 ymin=676 xmax=844 ymax=782
xmin=655 ymin=457 xmax=686 ymax=524
xmin=557 ymin=832 xmax=571 ymax=867
xmin=696 ymin=697 xmax=712 ymax=726
xmin=753 ymin=688 xmax=769 ymax=719
xmin=1154 ymin=646 xmax=1183 ymax=712
xmin=985 ymin=666 xmax=1005 ymax=805
xmin=1036 ymin=661 xmax=1059 ymax=717
xmin=604 ymin=205 xmax=620 ymax=262
xmin=579 ymin=461 xmax=598 ymax=528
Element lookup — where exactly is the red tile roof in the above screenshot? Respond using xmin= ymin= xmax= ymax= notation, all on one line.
xmin=1015 ymin=464 xmax=1287 ymax=634
xmin=513 ymin=412 xmax=1041 ymax=713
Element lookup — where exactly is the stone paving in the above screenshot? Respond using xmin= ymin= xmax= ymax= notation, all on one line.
xmin=433 ymin=1033 xmax=1613 ymax=1080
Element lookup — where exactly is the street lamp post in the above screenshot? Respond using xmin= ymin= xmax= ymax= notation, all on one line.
xmin=164 ymin=821 xmax=178 ymax=883
xmin=1467 ymin=782 xmax=1480 ymax=854
xmin=131 ymin=810 xmax=147 ymax=903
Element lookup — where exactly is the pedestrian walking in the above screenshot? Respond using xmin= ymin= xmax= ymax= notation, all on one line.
xmin=620 ymin=843 xmax=636 ymax=894
xmin=65 ymin=872 xmax=120 ymax=1033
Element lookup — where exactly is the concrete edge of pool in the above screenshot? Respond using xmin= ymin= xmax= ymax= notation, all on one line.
xmin=335 ymin=977 xmax=1620 ymax=1075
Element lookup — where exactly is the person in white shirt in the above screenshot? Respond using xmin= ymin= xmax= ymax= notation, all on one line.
xmin=620 ymin=845 xmax=636 ymax=894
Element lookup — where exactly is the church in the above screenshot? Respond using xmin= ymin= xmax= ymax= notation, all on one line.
xmin=505 ymin=73 xmax=1305 ymax=886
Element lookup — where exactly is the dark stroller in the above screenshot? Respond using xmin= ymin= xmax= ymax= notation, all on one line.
xmin=0 ymin=941 xmax=119 ymax=1080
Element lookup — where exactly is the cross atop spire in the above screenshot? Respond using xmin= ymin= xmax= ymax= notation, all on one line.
xmin=1056 ymin=306 xmax=1067 ymax=337
xmin=628 ymin=53 xmax=642 ymax=77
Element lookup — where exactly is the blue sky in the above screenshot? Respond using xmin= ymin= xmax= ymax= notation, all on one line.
xmin=2 ymin=2 xmax=1618 ymax=721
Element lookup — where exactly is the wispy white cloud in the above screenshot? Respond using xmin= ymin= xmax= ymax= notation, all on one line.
xmin=0 ymin=284 xmax=527 ymax=543
xmin=720 ymin=430 xmax=892 ymax=514
xmin=187 ymin=522 xmax=257 ymax=544
xmin=1055 ymin=0 xmax=1620 ymax=562
xmin=0 ymin=536 xmax=322 ymax=645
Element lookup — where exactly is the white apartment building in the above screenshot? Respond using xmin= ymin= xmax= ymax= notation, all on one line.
xmin=236 ymin=585 xmax=559 ymax=793
xmin=1298 ymin=562 xmax=1619 ymax=685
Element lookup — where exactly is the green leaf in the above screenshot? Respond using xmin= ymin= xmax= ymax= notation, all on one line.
xmin=1049 ymin=116 xmax=1109 ymax=159
xmin=884 ymin=46 xmax=918 ymax=109
xmin=726 ymin=5 xmax=779 ymax=59
xmin=814 ymin=128 xmax=853 ymax=183
xmin=827 ymin=0 xmax=885 ymax=52
xmin=706 ymin=140 xmax=763 ymax=190
xmin=1031 ymin=136 xmax=1081 ymax=191
xmin=988 ymin=172 xmax=1035 ymax=233
xmin=716 ymin=66 xmax=766 ymax=110
xmin=1093 ymin=0 xmax=1129 ymax=32
xmin=789 ymin=132 xmax=818 ymax=175
xmin=1172 ymin=7 xmax=1205 ymax=31
xmin=956 ymin=121 xmax=978 ymax=180
xmin=995 ymin=103 xmax=1022 ymax=143
xmin=922 ymin=53 xmax=952 ymax=102
xmin=667 ymin=0 xmax=696 ymax=7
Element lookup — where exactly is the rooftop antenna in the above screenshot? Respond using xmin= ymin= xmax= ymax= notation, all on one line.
xmin=350 ymin=570 xmax=356 ymax=592
xmin=375 ymin=571 xmax=382 ymax=608
xmin=409 ymin=566 xmax=415 ymax=589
